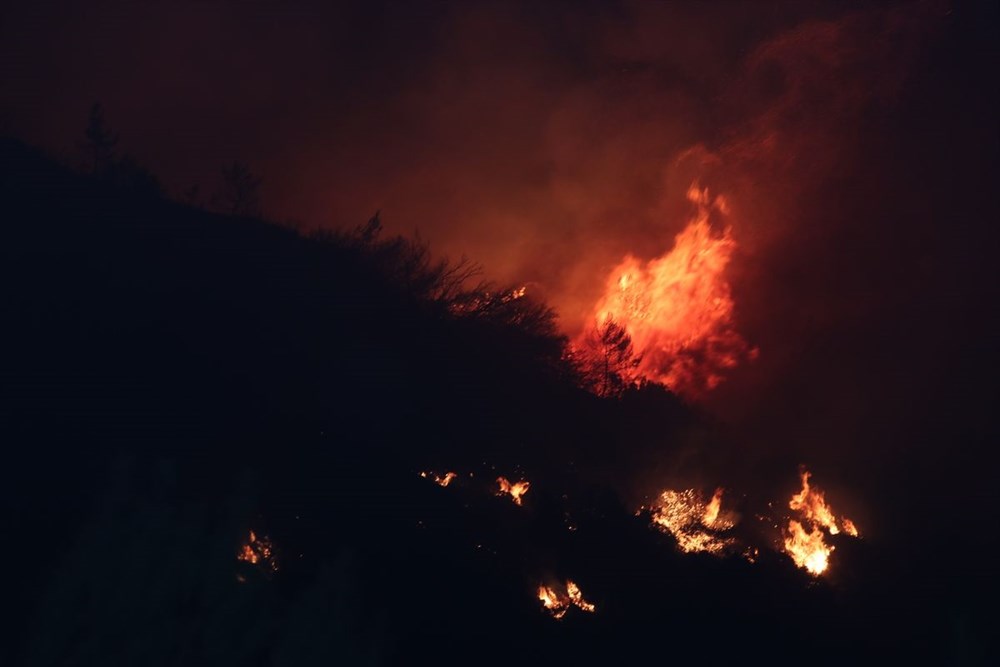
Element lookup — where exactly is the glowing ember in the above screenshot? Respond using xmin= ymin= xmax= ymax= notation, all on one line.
xmin=497 ymin=477 xmax=530 ymax=505
xmin=237 ymin=530 xmax=278 ymax=573
xmin=583 ymin=184 xmax=753 ymax=399
xmin=783 ymin=520 xmax=832 ymax=575
xmin=649 ymin=488 xmax=735 ymax=554
xmin=538 ymin=580 xmax=596 ymax=619
xmin=420 ymin=470 xmax=457 ymax=487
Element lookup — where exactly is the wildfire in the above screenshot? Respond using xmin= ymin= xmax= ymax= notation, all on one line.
xmin=784 ymin=520 xmax=832 ymax=575
xmin=449 ymin=285 xmax=528 ymax=316
xmin=420 ymin=471 xmax=457 ymax=487
xmin=538 ymin=585 xmax=569 ymax=619
xmin=783 ymin=469 xmax=860 ymax=575
xmin=649 ymin=488 xmax=735 ymax=554
xmin=788 ymin=470 xmax=860 ymax=538
xmin=237 ymin=530 xmax=278 ymax=573
xmin=583 ymin=184 xmax=753 ymax=399
xmin=538 ymin=580 xmax=596 ymax=619
xmin=566 ymin=581 xmax=595 ymax=612
xmin=497 ymin=477 xmax=530 ymax=505
xmin=703 ymin=487 xmax=724 ymax=526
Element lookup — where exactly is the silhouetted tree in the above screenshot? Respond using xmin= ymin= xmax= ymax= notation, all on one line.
xmin=579 ymin=317 xmax=640 ymax=397
xmin=355 ymin=210 xmax=383 ymax=245
xmin=82 ymin=103 xmax=118 ymax=174
xmin=216 ymin=161 xmax=261 ymax=216
xmin=342 ymin=212 xmax=484 ymax=305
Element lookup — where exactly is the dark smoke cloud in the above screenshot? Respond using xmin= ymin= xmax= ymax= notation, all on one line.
xmin=2 ymin=1 xmax=996 ymax=531
xmin=1 ymin=1 xmax=920 ymax=326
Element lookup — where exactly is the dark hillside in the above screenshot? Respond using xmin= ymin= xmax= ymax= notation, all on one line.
xmin=0 ymin=139 xmax=989 ymax=665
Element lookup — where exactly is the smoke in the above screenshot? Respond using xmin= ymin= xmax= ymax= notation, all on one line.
xmin=3 ymin=1 xmax=995 ymax=509
xmin=1 ymin=2 xmax=934 ymax=319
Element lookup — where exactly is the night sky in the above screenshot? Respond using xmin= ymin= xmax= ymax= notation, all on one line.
xmin=2 ymin=1 xmax=998 ymax=662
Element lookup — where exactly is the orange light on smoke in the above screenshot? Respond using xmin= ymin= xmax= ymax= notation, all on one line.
xmin=584 ymin=183 xmax=753 ymax=399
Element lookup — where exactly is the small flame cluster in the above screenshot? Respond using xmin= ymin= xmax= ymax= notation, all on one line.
xmin=496 ymin=476 xmax=531 ymax=505
xmin=420 ymin=470 xmax=457 ymax=487
xmin=237 ymin=530 xmax=278 ymax=574
xmin=647 ymin=470 xmax=860 ymax=577
xmin=418 ymin=470 xmax=532 ymax=507
xmin=449 ymin=285 xmax=528 ymax=316
xmin=538 ymin=580 xmax=596 ymax=619
xmin=649 ymin=487 xmax=735 ymax=554
xmin=783 ymin=471 xmax=859 ymax=575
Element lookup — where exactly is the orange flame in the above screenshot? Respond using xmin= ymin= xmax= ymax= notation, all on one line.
xmin=783 ymin=469 xmax=860 ymax=575
xmin=237 ymin=530 xmax=278 ymax=573
xmin=538 ymin=585 xmax=569 ymax=619
xmin=584 ymin=184 xmax=752 ymax=399
xmin=421 ymin=471 xmax=457 ymax=487
xmin=538 ymin=580 xmax=596 ymax=619
xmin=497 ymin=477 xmax=530 ymax=505
xmin=784 ymin=520 xmax=832 ymax=575
xmin=703 ymin=487 xmax=724 ymax=527
xmin=566 ymin=580 xmax=595 ymax=613
xmin=788 ymin=470 xmax=858 ymax=537
xmin=649 ymin=488 xmax=735 ymax=554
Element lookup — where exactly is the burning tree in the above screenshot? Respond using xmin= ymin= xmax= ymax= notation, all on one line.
xmin=582 ymin=184 xmax=753 ymax=399
xmin=576 ymin=317 xmax=640 ymax=397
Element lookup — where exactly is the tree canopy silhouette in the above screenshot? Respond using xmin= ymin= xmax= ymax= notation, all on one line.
xmin=217 ymin=161 xmax=262 ymax=216
xmin=82 ymin=103 xmax=118 ymax=174
xmin=577 ymin=317 xmax=640 ymax=397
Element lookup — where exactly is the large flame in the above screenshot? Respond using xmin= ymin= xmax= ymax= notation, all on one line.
xmin=584 ymin=184 xmax=752 ymax=399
